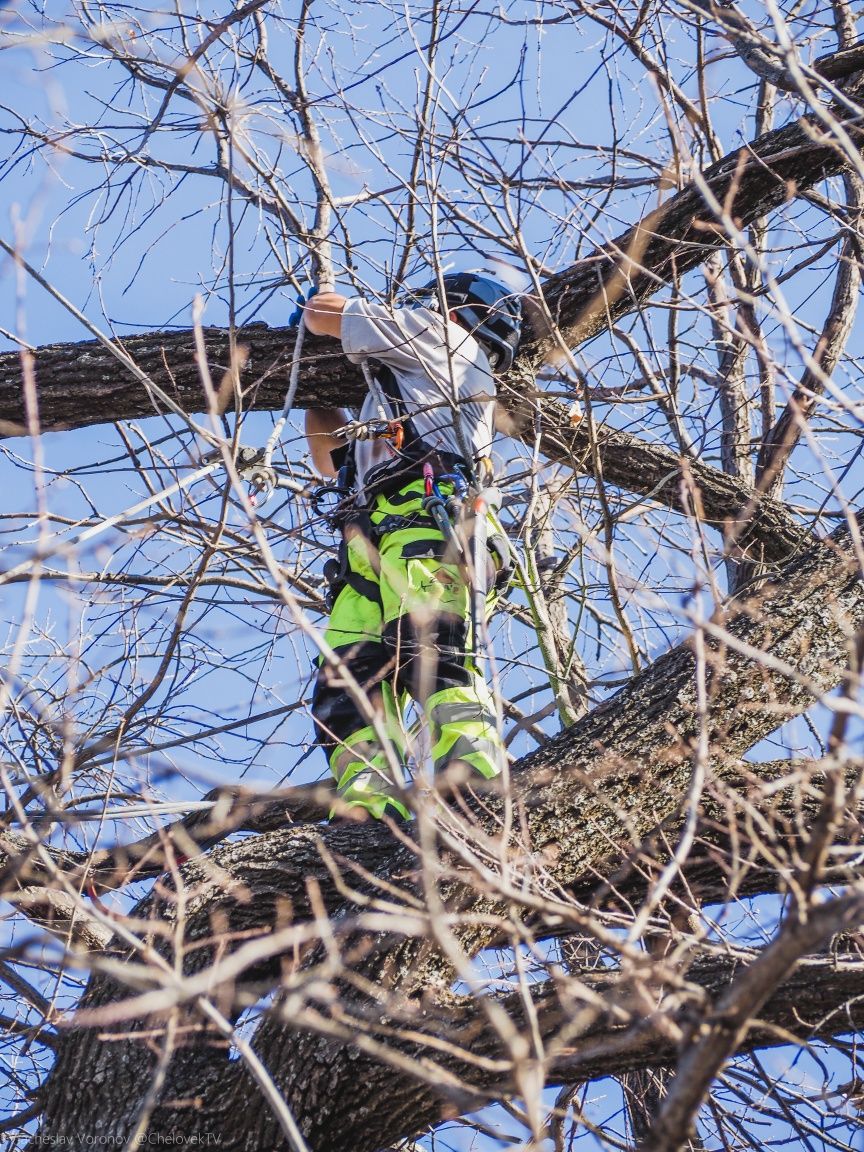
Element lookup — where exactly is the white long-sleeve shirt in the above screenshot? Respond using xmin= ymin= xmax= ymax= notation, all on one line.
xmin=339 ymin=296 xmax=496 ymax=498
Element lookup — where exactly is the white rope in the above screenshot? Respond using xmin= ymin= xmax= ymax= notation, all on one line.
xmin=360 ymin=356 xmax=391 ymax=423
xmin=0 ymin=461 xmax=223 ymax=586
xmin=263 ymin=275 xmax=335 ymax=472
xmin=263 ymin=312 xmax=307 ymax=471
xmin=53 ymin=800 xmax=219 ymax=822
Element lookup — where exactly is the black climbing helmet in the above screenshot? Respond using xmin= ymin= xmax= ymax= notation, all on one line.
xmin=411 ymin=273 xmax=523 ymax=373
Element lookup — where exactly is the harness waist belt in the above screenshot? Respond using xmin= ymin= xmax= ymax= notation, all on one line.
xmin=360 ymin=442 xmax=471 ymax=503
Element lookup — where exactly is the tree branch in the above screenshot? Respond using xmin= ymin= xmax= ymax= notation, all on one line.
xmin=32 ymin=511 xmax=864 ymax=1149
xmin=6 ymin=94 xmax=855 ymax=564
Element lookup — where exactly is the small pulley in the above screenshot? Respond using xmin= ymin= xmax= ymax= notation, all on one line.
xmin=334 ymin=417 xmax=405 ymax=453
xmin=232 ymin=446 xmax=273 ymax=505
xmin=200 ymin=445 xmax=304 ymax=507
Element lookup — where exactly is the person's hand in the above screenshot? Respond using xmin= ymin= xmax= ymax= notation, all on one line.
xmin=287 ymin=285 xmax=319 ymax=327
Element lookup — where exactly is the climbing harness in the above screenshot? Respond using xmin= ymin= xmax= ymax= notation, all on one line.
xmin=312 ymin=382 xmax=514 ymax=655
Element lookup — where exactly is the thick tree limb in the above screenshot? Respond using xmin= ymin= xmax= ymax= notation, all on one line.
xmin=640 ymin=890 xmax=864 ymax=1152
xmin=116 ymin=940 xmax=864 ymax=1141
xmin=528 ymin=111 xmax=862 ymax=359
xmin=1 ymin=97 xmax=860 ymax=566
xmin=2 ymin=753 xmax=860 ymax=953
xmin=503 ymin=387 xmax=807 ymax=566
xmin=378 ymin=943 xmax=864 ymax=1097
xmin=31 ymin=511 xmax=864 ymax=1149
xmin=816 ymin=42 xmax=864 ymax=79
xmin=0 ymin=781 xmax=337 ymax=897
xmin=2 ymin=112 xmax=858 ymax=385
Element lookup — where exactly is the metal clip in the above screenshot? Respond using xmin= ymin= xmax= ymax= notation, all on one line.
xmin=232 ymin=446 xmax=273 ymax=505
xmin=196 ymin=445 xmax=305 ymax=506
xmin=335 ymin=418 xmax=405 ymax=451
xmin=246 ymin=465 xmax=277 ymax=505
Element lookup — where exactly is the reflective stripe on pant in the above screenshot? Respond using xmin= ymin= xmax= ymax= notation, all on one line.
xmin=311 ymin=479 xmax=504 ymax=817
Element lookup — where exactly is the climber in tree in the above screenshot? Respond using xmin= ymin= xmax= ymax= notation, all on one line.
xmin=304 ymin=275 xmax=522 ymax=820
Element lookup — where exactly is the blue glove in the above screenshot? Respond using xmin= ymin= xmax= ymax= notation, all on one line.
xmin=287 ymin=285 xmax=319 ymax=327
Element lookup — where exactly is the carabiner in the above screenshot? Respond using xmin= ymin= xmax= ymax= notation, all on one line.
xmin=247 ymin=464 xmax=277 ymax=507
xmin=385 ymin=420 xmax=405 ymax=453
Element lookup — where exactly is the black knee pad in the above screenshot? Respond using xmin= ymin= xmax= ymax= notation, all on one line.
xmin=311 ymin=641 xmax=395 ymax=750
xmin=382 ymin=614 xmax=472 ymax=698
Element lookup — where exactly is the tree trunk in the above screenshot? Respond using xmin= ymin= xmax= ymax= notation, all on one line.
xmin=33 ymin=512 xmax=864 ymax=1150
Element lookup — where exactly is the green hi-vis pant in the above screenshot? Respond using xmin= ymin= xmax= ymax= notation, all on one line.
xmin=311 ymin=478 xmax=505 ymax=819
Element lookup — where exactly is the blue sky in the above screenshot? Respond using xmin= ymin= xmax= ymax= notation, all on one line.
xmin=1 ymin=2 xmax=864 ymax=1147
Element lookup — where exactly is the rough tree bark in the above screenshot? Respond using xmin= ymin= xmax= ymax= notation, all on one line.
xmin=31 ymin=508 xmax=864 ymax=1150
xmin=8 ymin=39 xmax=864 ymax=1152
xmin=2 ymin=101 xmax=856 ymax=566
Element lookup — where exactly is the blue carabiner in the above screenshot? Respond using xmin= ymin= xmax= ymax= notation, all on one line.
xmin=438 ymin=471 xmax=468 ymax=499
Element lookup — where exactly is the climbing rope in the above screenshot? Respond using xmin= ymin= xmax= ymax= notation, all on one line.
xmin=257 ymin=312 xmax=307 ymax=501
xmin=253 ymin=279 xmax=334 ymax=505
xmin=0 ymin=451 xmax=306 ymax=590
